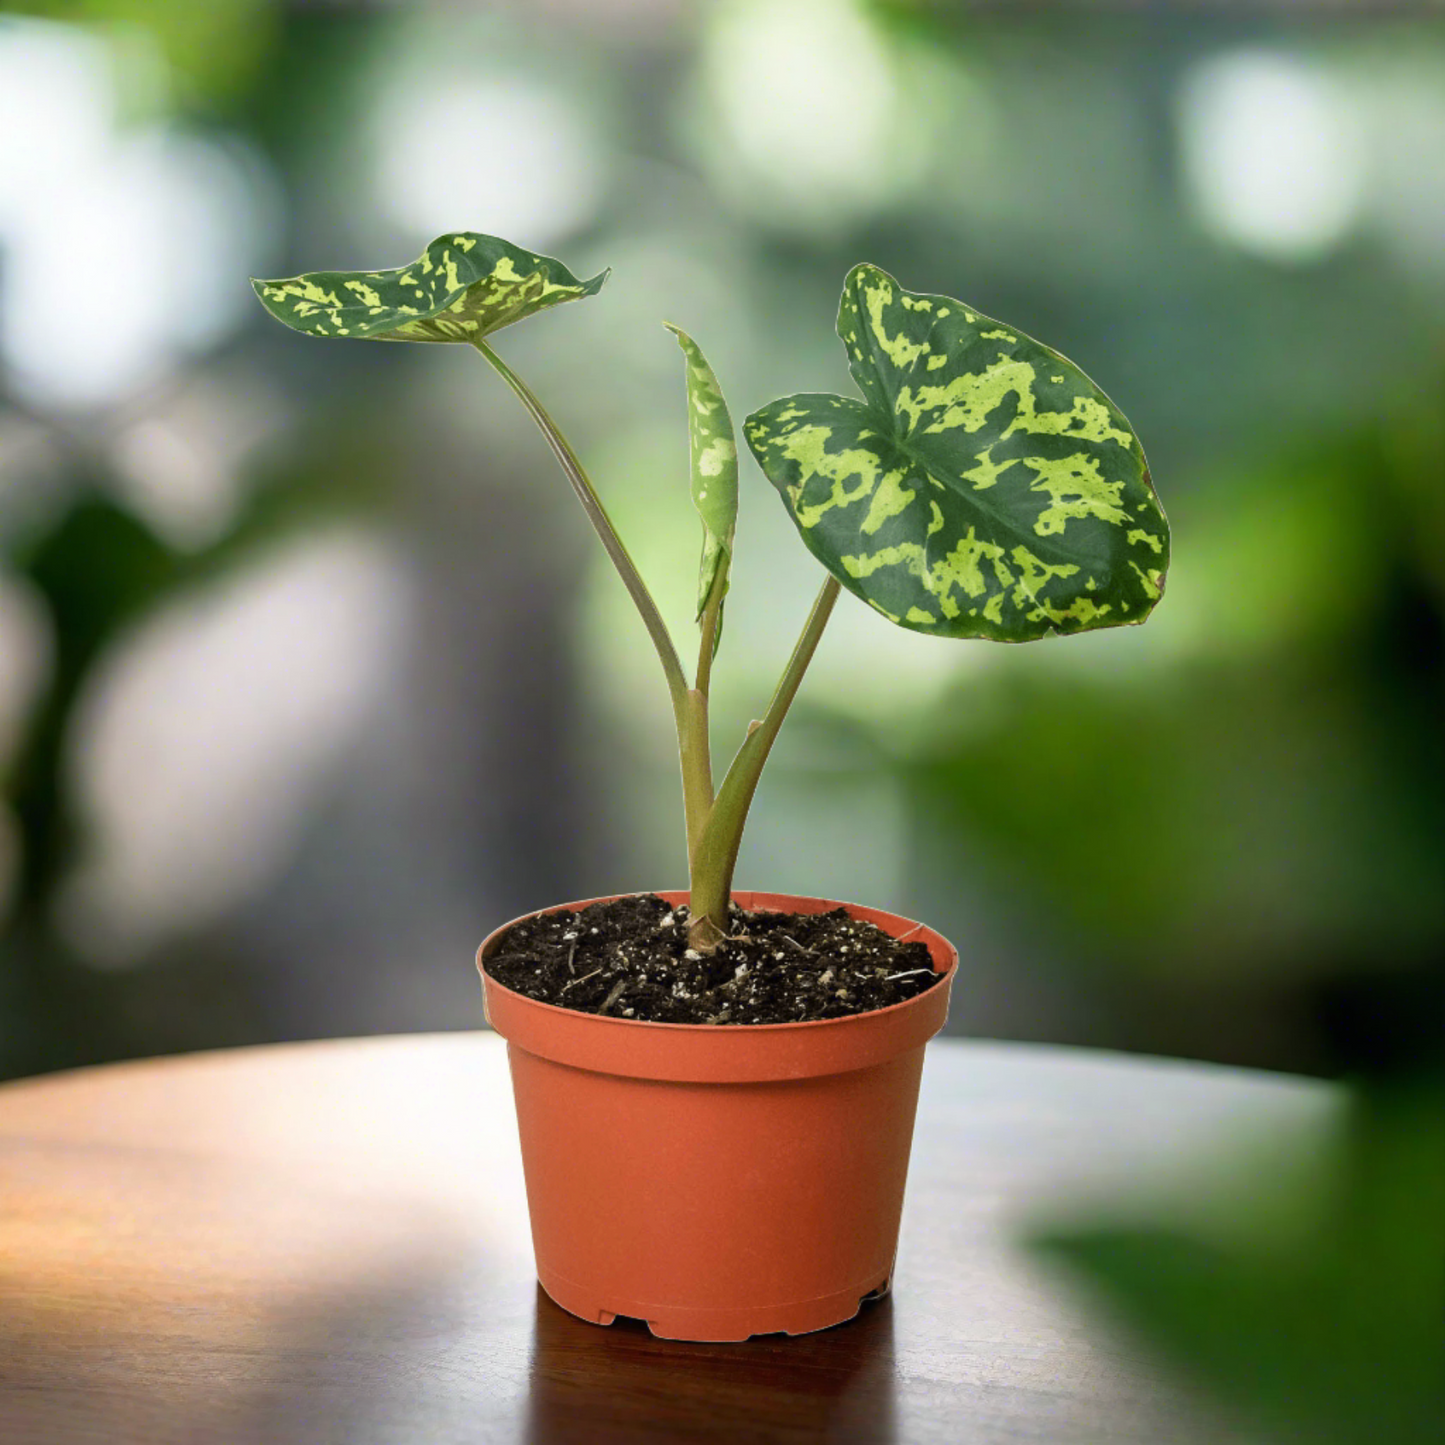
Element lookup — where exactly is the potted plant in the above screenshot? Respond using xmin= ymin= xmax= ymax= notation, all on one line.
xmin=253 ymin=232 xmax=1169 ymax=1340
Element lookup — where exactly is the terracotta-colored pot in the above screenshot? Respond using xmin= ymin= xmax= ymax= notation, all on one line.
xmin=478 ymin=889 xmax=956 ymax=1341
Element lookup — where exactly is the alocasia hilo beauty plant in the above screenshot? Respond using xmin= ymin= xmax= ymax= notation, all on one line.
xmin=253 ymin=233 xmax=1168 ymax=954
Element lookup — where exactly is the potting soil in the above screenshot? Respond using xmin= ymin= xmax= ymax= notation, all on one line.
xmin=483 ymin=894 xmax=942 ymax=1025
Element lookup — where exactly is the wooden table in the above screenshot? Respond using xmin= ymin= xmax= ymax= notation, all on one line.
xmin=0 ymin=1034 xmax=1329 ymax=1444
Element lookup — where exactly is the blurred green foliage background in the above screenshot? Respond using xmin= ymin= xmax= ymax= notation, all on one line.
xmin=7 ymin=0 xmax=1435 ymax=1076
xmin=0 ymin=3 xmax=1441 ymax=1436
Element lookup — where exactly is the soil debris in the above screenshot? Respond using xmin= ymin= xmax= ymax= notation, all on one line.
xmin=483 ymin=894 xmax=942 ymax=1025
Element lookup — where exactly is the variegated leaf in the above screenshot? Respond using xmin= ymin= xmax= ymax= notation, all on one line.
xmin=665 ymin=324 xmax=738 ymax=620
xmin=744 ymin=264 xmax=1168 ymax=642
xmin=252 ymin=232 xmax=606 ymax=344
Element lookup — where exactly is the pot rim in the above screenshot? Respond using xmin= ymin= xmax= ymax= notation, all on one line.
xmin=478 ymin=889 xmax=956 ymax=1082
xmin=476 ymin=887 xmax=957 ymax=1036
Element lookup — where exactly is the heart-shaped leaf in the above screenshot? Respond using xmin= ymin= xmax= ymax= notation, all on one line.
xmin=744 ymin=264 xmax=1168 ymax=641
xmin=665 ymin=324 xmax=738 ymax=622
xmin=252 ymin=232 xmax=606 ymax=344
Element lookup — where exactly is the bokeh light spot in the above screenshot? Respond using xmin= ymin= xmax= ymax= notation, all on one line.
xmin=373 ymin=75 xmax=605 ymax=251
xmin=57 ymin=531 xmax=409 ymax=966
xmin=695 ymin=0 xmax=924 ymax=233
xmin=1177 ymin=49 xmax=1368 ymax=263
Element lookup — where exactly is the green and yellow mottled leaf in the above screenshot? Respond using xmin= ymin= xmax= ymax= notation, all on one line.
xmin=251 ymin=232 xmax=606 ymax=344
xmin=744 ymin=264 xmax=1169 ymax=642
xmin=665 ymin=324 xmax=738 ymax=621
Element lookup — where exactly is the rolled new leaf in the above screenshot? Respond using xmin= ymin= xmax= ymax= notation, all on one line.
xmin=744 ymin=264 xmax=1168 ymax=642
xmin=664 ymin=324 xmax=738 ymax=623
xmin=252 ymin=232 xmax=606 ymax=344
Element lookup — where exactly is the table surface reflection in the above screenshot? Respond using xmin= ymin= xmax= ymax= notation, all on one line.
xmin=0 ymin=1032 xmax=1327 ymax=1444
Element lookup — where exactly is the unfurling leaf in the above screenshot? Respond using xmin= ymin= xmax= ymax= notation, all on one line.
xmin=744 ymin=264 xmax=1168 ymax=642
xmin=665 ymin=324 xmax=738 ymax=622
xmin=252 ymin=232 xmax=606 ymax=345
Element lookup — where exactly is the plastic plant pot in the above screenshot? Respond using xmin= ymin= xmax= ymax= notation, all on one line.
xmin=478 ymin=889 xmax=956 ymax=1342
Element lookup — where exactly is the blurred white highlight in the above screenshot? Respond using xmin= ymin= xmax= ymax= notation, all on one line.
xmin=700 ymin=0 xmax=916 ymax=231
xmin=374 ymin=76 xmax=604 ymax=249
xmin=1178 ymin=50 xmax=1368 ymax=262
xmin=0 ymin=20 xmax=114 ymax=227
xmin=0 ymin=19 xmax=279 ymax=409
xmin=57 ymin=532 xmax=410 ymax=966
xmin=111 ymin=366 xmax=292 ymax=550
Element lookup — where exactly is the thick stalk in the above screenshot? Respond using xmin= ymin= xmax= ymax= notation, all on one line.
xmin=473 ymin=341 xmax=715 ymax=858
xmin=677 ymin=562 xmax=731 ymax=886
xmin=687 ymin=575 xmax=841 ymax=948
xmin=678 ymin=688 xmax=712 ymax=863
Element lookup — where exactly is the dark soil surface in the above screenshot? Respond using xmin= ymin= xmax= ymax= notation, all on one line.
xmin=482 ymin=894 xmax=943 ymax=1025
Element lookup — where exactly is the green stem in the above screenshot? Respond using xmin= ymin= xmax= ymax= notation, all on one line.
xmin=694 ymin=553 xmax=728 ymax=700
xmin=687 ymin=574 xmax=841 ymax=948
xmin=679 ymin=688 xmax=712 ymax=864
xmin=677 ymin=561 xmax=732 ymax=876
xmin=474 ymin=340 xmax=717 ymax=862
